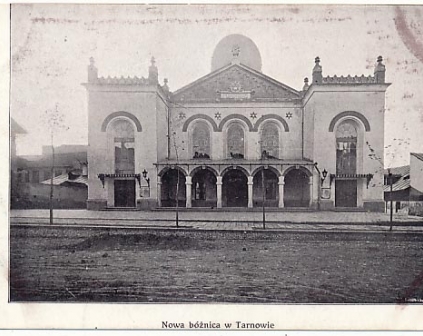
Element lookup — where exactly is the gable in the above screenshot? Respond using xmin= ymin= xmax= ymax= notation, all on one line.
xmin=171 ymin=63 xmax=300 ymax=103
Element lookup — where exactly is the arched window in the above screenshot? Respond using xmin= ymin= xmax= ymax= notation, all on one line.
xmin=192 ymin=123 xmax=210 ymax=159
xmin=261 ymin=123 xmax=279 ymax=159
xmin=336 ymin=120 xmax=357 ymax=175
xmin=227 ymin=123 xmax=244 ymax=159
xmin=110 ymin=119 xmax=135 ymax=174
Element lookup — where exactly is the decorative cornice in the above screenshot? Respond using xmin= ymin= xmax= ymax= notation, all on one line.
xmin=321 ymin=74 xmax=376 ymax=84
xmin=95 ymin=76 xmax=151 ymax=85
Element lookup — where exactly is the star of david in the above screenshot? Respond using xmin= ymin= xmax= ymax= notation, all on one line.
xmin=214 ymin=112 xmax=221 ymax=120
xmin=250 ymin=112 xmax=257 ymax=119
xmin=286 ymin=112 xmax=293 ymax=119
xmin=178 ymin=112 xmax=186 ymax=120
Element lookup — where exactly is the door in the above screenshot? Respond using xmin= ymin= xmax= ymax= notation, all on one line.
xmin=223 ymin=170 xmax=248 ymax=207
xmin=114 ymin=180 xmax=136 ymax=207
xmin=335 ymin=180 xmax=357 ymax=207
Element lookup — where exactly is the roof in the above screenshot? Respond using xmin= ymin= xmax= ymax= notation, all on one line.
xmin=41 ymin=174 xmax=88 ymax=186
xmin=11 ymin=118 xmax=27 ymax=135
xmin=383 ymin=176 xmax=410 ymax=192
xmin=384 ymin=165 xmax=410 ymax=177
xmin=411 ymin=153 xmax=423 ymax=162
xmin=18 ymin=151 xmax=87 ymax=168
xmin=171 ymin=62 xmax=300 ymax=102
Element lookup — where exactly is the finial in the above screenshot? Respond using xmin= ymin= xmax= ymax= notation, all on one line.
xmin=374 ymin=55 xmax=386 ymax=83
xmin=315 ymin=56 xmax=320 ymax=64
xmin=148 ymin=56 xmax=158 ymax=85
xmin=164 ymin=78 xmax=168 ymax=84
xmin=88 ymin=57 xmax=98 ymax=83
xmin=303 ymin=77 xmax=310 ymax=91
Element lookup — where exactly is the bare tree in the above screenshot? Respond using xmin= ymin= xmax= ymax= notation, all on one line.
xmin=43 ymin=104 xmax=68 ymax=224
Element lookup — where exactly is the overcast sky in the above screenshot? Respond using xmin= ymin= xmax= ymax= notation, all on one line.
xmin=10 ymin=4 xmax=423 ymax=167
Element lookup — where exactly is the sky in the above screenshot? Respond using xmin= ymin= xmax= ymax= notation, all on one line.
xmin=10 ymin=4 xmax=423 ymax=167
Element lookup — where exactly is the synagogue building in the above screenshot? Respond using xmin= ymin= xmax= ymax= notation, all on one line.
xmin=84 ymin=34 xmax=389 ymax=211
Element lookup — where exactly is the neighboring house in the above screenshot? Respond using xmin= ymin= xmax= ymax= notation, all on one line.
xmin=10 ymin=118 xmax=27 ymax=207
xmin=384 ymin=153 xmax=423 ymax=216
xmin=85 ymin=34 xmax=389 ymax=211
xmin=13 ymin=145 xmax=88 ymax=209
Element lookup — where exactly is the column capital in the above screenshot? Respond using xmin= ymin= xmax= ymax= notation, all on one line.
xmin=247 ymin=176 xmax=254 ymax=184
xmin=186 ymin=176 xmax=192 ymax=183
xmin=216 ymin=175 xmax=223 ymax=184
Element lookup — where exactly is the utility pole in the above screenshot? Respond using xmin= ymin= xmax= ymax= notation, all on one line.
xmin=261 ymin=166 xmax=266 ymax=230
xmin=388 ymin=168 xmax=393 ymax=231
xmin=49 ymin=131 xmax=54 ymax=225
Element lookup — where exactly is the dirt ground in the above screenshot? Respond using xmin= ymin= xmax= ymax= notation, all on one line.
xmin=9 ymin=226 xmax=423 ymax=303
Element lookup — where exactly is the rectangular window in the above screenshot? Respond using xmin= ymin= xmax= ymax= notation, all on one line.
xmin=43 ymin=170 xmax=52 ymax=181
xmin=336 ymin=141 xmax=357 ymax=175
xmin=115 ymin=140 xmax=135 ymax=174
xmin=32 ymin=170 xmax=39 ymax=183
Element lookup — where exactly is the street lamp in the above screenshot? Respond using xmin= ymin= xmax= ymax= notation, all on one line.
xmin=322 ymin=169 xmax=328 ymax=185
xmin=314 ymin=162 xmax=328 ymax=210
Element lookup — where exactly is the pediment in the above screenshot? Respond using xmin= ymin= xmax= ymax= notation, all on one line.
xmin=171 ymin=63 xmax=300 ymax=102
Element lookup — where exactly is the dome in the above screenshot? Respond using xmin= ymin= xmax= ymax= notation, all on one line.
xmin=211 ymin=34 xmax=262 ymax=72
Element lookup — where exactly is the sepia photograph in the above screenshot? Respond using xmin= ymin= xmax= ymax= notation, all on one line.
xmin=8 ymin=3 xmax=423 ymax=308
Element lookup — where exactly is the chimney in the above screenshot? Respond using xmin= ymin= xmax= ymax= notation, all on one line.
xmin=374 ymin=56 xmax=386 ymax=83
xmin=88 ymin=57 xmax=98 ymax=83
xmin=148 ymin=56 xmax=158 ymax=85
xmin=312 ymin=57 xmax=322 ymax=84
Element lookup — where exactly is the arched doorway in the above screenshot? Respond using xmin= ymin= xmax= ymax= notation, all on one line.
xmin=109 ymin=119 xmax=136 ymax=208
xmin=335 ymin=120 xmax=358 ymax=207
xmin=284 ymin=169 xmax=310 ymax=207
xmin=223 ymin=169 xmax=248 ymax=207
xmin=160 ymin=169 xmax=186 ymax=207
xmin=192 ymin=169 xmax=217 ymax=207
xmin=253 ymin=168 xmax=279 ymax=207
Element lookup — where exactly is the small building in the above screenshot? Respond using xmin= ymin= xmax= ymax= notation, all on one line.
xmin=384 ymin=153 xmax=423 ymax=216
xmin=14 ymin=145 xmax=88 ymax=209
xmin=84 ymin=34 xmax=389 ymax=211
xmin=10 ymin=118 xmax=27 ymax=207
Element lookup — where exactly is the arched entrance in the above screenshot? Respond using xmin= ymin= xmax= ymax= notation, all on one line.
xmin=253 ymin=168 xmax=279 ymax=207
xmin=284 ymin=169 xmax=310 ymax=207
xmin=160 ymin=169 xmax=186 ymax=207
xmin=191 ymin=169 xmax=217 ymax=207
xmin=335 ymin=120 xmax=358 ymax=207
xmin=223 ymin=169 xmax=248 ymax=207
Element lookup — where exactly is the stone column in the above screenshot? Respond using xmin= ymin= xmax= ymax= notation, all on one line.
xmin=185 ymin=176 xmax=192 ymax=208
xmin=216 ymin=176 xmax=222 ymax=208
xmin=157 ymin=177 xmax=162 ymax=207
xmin=308 ymin=176 xmax=313 ymax=207
xmin=278 ymin=176 xmax=285 ymax=208
xmin=247 ymin=176 xmax=254 ymax=208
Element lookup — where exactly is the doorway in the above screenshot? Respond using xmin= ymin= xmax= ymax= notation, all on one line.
xmin=114 ymin=179 xmax=136 ymax=207
xmin=335 ymin=180 xmax=357 ymax=207
xmin=223 ymin=169 xmax=248 ymax=207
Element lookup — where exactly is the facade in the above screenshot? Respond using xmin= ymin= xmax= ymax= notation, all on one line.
xmin=85 ymin=34 xmax=389 ymax=211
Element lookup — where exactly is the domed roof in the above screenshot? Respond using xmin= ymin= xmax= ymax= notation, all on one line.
xmin=211 ymin=34 xmax=262 ymax=72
